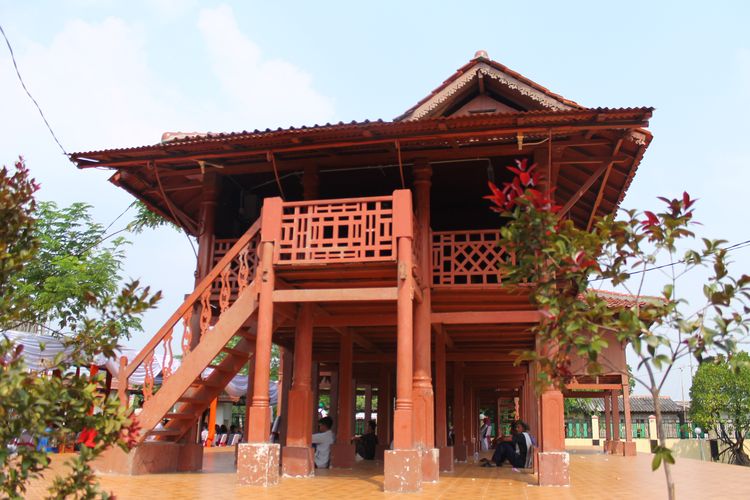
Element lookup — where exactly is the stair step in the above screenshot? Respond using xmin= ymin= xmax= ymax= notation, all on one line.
xmin=146 ymin=429 xmax=182 ymax=437
xmin=222 ymin=346 xmax=250 ymax=358
xmin=178 ymin=396 xmax=207 ymax=404
xmin=165 ymin=412 xmax=195 ymax=420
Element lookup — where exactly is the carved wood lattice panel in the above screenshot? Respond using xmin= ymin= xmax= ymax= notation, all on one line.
xmin=432 ymin=230 xmax=512 ymax=286
xmin=276 ymin=197 xmax=395 ymax=264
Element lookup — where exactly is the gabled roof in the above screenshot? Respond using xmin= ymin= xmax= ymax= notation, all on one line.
xmin=396 ymin=50 xmax=585 ymax=121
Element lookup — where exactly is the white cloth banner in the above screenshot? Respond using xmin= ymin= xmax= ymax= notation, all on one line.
xmin=3 ymin=330 xmax=276 ymax=403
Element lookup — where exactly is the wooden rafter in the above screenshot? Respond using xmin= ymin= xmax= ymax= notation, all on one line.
xmin=586 ymin=137 xmax=624 ymax=230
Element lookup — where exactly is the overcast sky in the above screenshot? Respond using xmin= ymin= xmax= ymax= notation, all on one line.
xmin=1 ymin=0 xmax=748 ymax=400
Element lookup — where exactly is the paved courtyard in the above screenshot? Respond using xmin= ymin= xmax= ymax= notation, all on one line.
xmin=25 ymin=447 xmax=750 ymax=499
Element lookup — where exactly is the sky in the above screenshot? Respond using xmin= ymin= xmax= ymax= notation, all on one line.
xmin=1 ymin=0 xmax=749 ymax=401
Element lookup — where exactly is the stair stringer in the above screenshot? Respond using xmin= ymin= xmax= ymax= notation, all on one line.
xmin=136 ymin=281 xmax=259 ymax=441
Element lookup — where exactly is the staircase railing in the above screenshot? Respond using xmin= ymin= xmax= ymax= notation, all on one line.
xmin=118 ymin=219 xmax=261 ymax=404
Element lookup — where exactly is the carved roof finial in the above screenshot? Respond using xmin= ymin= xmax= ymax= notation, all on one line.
xmin=473 ymin=49 xmax=489 ymax=60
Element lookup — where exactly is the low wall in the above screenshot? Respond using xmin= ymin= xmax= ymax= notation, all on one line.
xmin=564 ymin=438 xmax=748 ymax=464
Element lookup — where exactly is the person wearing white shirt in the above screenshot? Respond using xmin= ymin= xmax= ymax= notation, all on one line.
xmin=311 ymin=416 xmax=335 ymax=468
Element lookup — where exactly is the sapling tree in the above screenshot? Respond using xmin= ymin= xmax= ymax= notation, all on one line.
xmin=487 ymin=159 xmax=750 ymax=500
xmin=1 ymin=158 xmax=159 ymax=498
xmin=690 ymin=352 xmax=750 ymax=466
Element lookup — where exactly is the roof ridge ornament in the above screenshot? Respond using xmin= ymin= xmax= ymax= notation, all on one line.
xmin=473 ymin=49 xmax=489 ymax=60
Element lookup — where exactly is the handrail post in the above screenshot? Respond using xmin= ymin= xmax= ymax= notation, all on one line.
xmin=118 ymin=355 xmax=128 ymax=408
xmin=248 ymin=197 xmax=282 ymax=442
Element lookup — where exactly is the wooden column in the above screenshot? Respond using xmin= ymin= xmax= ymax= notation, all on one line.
xmin=412 ymin=161 xmax=434 ymax=448
xmin=278 ymin=348 xmax=293 ymax=446
xmin=538 ymin=388 xmax=569 ymax=486
xmin=302 ymin=165 xmax=319 ymax=200
xmin=452 ymin=362 xmax=467 ymax=461
xmin=384 ymin=190 xmax=422 ymax=493
xmin=282 ymin=304 xmax=315 ymax=476
xmin=621 ymin=379 xmax=636 ymax=456
xmin=244 ymin=355 xmax=255 ymax=442
xmin=375 ymin=365 xmax=392 ymax=460
xmin=329 ymin=371 xmax=339 ymax=434
xmin=612 ymin=389 xmax=621 ymax=455
xmin=311 ymin=362 xmax=320 ymax=431
xmin=393 ymin=190 xmax=415 ymax=449
xmin=331 ymin=331 xmax=355 ymax=467
xmin=364 ymin=385 xmax=373 ymax=425
xmin=603 ymin=393 xmax=612 ymax=453
xmin=434 ymin=325 xmax=453 ymax=471
xmin=206 ymin=398 xmax=217 ymax=447
xmin=191 ymin=172 xmax=219 ymax=349
xmin=246 ymin=197 xmax=281 ymax=443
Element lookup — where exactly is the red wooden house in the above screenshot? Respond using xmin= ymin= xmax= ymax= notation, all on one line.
xmin=71 ymin=51 xmax=652 ymax=491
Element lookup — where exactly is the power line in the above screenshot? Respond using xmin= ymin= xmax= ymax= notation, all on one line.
xmin=589 ymin=238 xmax=750 ymax=283
xmin=0 ymin=23 xmax=68 ymax=156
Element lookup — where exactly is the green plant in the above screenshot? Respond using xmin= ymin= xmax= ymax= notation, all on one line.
xmin=488 ymin=159 xmax=750 ymax=499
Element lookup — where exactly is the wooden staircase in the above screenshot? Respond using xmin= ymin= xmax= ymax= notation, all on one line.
xmin=116 ymin=219 xmax=263 ymax=446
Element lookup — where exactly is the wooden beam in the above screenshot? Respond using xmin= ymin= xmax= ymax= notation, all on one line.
xmin=432 ymin=323 xmax=454 ymax=350
xmin=431 ymin=310 xmax=541 ymax=324
xmin=446 ymin=353 xmax=517 ymax=362
xmin=565 ymin=382 xmax=623 ymax=391
xmin=272 ymin=287 xmax=398 ymax=303
xmin=313 ymin=315 xmax=396 ymax=327
xmin=587 ymin=138 xmax=624 ymax=231
xmin=554 ymin=154 xmax=628 ymax=165
xmin=558 ymin=162 xmax=609 ymax=218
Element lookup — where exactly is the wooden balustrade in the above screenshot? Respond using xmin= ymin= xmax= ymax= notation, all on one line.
xmin=119 ymin=219 xmax=261 ymax=404
xmin=275 ymin=195 xmax=396 ymax=265
xmin=431 ymin=229 xmax=513 ymax=286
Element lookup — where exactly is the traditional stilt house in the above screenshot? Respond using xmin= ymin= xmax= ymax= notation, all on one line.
xmin=71 ymin=51 xmax=652 ymax=491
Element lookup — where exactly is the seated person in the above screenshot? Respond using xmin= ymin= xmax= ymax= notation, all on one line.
xmin=353 ymin=420 xmax=378 ymax=460
xmin=311 ymin=416 xmax=335 ymax=468
xmin=481 ymin=420 xmax=532 ymax=471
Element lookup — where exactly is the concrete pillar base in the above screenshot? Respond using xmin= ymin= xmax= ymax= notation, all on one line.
xmin=330 ymin=443 xmax=355 ymax=468
xmin=622 ymin=441 xmax=637 ymax=456
xmin=237 ymin=443 xmax=280 ymax=487
xmin=420 ymin=447 xmax=440 ymax=483
xmin=438 ymin=446 xmax=454 ymax=472
xmin=537 ymin=451 xmax=570 ymax=487
xmin=384 ymin=449 xmax=422 ymax=493
xmin=281 ymin=446 xmax=314 ymax=477
xmin=603 ymin=440 xmax=611 ymax=453
xmin=611 ymin=440 xmax=623 ymax=455
xmin=453 ymin=443 xmax=468 ymax=462
xmin=177 ymin=443 xmax=204 ymax=472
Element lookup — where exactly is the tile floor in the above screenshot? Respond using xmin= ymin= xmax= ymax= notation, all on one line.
xmin=23 ymin=447 xmax=750 ymax=499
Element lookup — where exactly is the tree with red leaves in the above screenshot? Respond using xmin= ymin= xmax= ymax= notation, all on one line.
xmin=1 ymin=158 xmax=159 ymax=499
xmin=489 ymin=160 xmax=750 ymax=500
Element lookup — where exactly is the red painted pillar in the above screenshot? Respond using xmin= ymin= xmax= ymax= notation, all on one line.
xmin=412 ymin=162 xmax=439 ymax=482
xmin=384 ymin=190 xmax=422 ymax=492
xmin=452 ymin=362 xmax=467 ymax=461
xmin=311 ymin=362 xmax=320 ymax=432
xmin=538 ymin=389 xmax=569 ymax=486
xmin=282 ymin=304 xmax=315 ymax=476
xmin=375 ymin=365 xmax=392 ymax=459
xmin=364 ymin=385 xmax=373 ymax=425
xmin=604 ymin=392 xmax=612 ymax=452
xmin=622 ymin=380 xmax=636 ymax=456
xmin=239 ymin=197 xmax=282 ymax=487
xmin=434 ymin=325 xmax=453 ymax=471
xmin=331 ymin=331 xmax=355 ymax=467
xmin=206 ymin=398 xmax=217 ymax=447
xmin=611 ymin=389 xmax=621 ymax=455
xmin=244 ymin=355 xmax=255 ymax=442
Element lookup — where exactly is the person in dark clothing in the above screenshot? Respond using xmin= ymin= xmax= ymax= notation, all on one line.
xmin=482 ymin=421 xmax=532 ymax=470
xmin=354 ymin=420 xmax=379 ymax=460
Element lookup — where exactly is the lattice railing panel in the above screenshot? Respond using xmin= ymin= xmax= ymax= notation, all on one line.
xmin=276 ymin=196 xmax=395 ymax=265
xmin=432 ymin=230 xmax=513 ymax=286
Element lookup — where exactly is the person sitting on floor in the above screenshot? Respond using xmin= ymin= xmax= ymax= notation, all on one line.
xmin=353 ymin=420 xmax=378 ymax=460
xmin=311 ymin=416 xmax=335 ymax=468
xmin=481 ymin=420 xmax=532 ymax=471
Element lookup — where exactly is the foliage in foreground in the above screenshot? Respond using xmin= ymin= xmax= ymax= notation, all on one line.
xmin=1 ymin=158 xmax=158 ymax=498
xmin=488 ymin=159 xmax=750 ymax=499
xmin=690 ymin=352 xmax=750 ymax=466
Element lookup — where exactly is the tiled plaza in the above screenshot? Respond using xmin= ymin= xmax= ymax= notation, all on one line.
xmin=25 ymin=447 xmax=750 ymax=499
